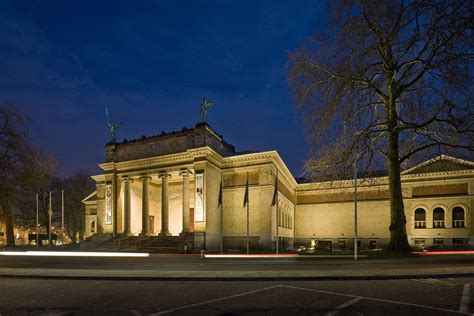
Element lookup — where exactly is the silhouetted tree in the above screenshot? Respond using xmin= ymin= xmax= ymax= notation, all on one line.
xmin=61 ymin=170 xmax=95 ymax=243
xmin=288 ymin=1 xmax=473 ymax=251
xmin=0 ymin=106 xmax=58 ymax=245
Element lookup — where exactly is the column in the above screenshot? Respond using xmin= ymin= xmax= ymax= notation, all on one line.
xmin=159 ymin=172 xmax=171 ymax=237
xmin=140 ymin=175 xmax=151 ymax=236
xmin=123 ymin=176 xmax=131 ymax=235
xmin=180 ymin=169 xmax=191 ymax=233
xmin=112 ymin=170 xmax=118 ymax=237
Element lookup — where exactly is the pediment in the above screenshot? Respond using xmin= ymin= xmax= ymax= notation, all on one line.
xmin=82 ymin=191 xmax=97 ymax=204
xmin=401 ymin=155 xmax=474 ymax=175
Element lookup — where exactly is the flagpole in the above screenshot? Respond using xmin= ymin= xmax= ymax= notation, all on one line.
xmin=354 ymin=153 xmax=358 ymax=261
xmin=246 ymin=172 xmax=249 ymax=255
xmin=220 ymin=173 xmax=223 ymax=255
xmin=61 ymin=189 xmax=64 ymax=246
xmin=276 ymin=170 xmax=279 ymax=256
xmin=36 ymin=193 xmax=39 ymax=248
xmin=48 ymin=191 xmax=52 ymax=248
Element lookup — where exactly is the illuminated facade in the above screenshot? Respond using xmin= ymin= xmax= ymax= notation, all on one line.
xmin=83 ymin=123 xmax=474 ymax=251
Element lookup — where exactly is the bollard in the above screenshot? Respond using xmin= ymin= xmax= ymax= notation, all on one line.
xmin=200 ymin=249 xmax=206 ymax=260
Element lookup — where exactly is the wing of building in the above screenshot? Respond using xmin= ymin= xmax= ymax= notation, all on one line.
xmin=82 ymin=123 xmax=474 ymax=251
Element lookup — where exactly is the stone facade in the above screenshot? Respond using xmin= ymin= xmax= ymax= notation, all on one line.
xmin=83 ymin=123 xmax=474 ymax=251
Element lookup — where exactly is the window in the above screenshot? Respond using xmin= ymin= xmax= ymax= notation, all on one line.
xmin=433 ymin=238 xmax=444 ymax=246
xmin=433 ymin=207 xmax=445 ymax=228
xmin=414 ymin=239 xmax=425 ymax=249
xmin=452 ymin=207 xmax=465 ymax=228
xmin=338 ymin=239 xmax=346 ymax=250
xmin=90 ymin=221 xmax=95 ymax=234
xmin=414 ymin=208 xmax=426 ymax=228
xmin=369 ymin=240 xmax=377 ymax=250
xmin=452 ymin=238 xmax=465 ymax=246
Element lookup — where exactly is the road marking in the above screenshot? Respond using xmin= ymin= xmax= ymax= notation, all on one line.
xmin=412 ymin=278 xmax=458 ymax=287
xmin=326 ymin=297 xmax=362 ymax=316
xmin=150 ymin=285 xmax=283 ymax=315
xmin=459 ymin=284 xmax=471 ymax=313
xmin=282 ymin=285 xmax=470 ymax=315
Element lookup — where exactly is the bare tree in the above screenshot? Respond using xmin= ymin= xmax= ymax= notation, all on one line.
xmin=0 ymin=106 xmax=58 ymax=245
xmin=61 ymin=170 xmax=95 ymax=243
xmin=288 ymin=0 xmax=473 ymax=251
xmin=0 ymin=106 xmax=31 ymax=245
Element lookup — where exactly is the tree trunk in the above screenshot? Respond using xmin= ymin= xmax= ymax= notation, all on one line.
xmin=386 ymin=99 xmax=412 ymax=252
xmin=1 ymin=189 xmax=15 ymax=246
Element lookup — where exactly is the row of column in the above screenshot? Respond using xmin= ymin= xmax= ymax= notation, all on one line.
xmin=120 ymin=169 xmax=191 ymax=237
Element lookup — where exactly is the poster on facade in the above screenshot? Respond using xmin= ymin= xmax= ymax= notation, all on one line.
xmin=195 ymin=173 xmax=204 ymax=222
xmin=105 ymin=184 xmax=112 ymax=224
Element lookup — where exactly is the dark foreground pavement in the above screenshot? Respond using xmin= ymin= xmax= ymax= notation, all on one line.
xmin=0 ymin=277 xmax=472 ymax=315
xmin=0 ymin=253 xmax=473 ymax=280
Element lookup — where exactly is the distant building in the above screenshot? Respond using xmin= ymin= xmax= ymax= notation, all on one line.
xmin=83 ymin=123 xmax=473 ymax=251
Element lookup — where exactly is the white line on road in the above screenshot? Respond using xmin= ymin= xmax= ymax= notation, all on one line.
xmin=459 ymin=284 xmax=471 ymax=313
xmin=150 ymin=285 xmax=283 ymax=315
xmin=282 ymin=285 xmax=471 ymax=315
xmin=326 ymin=297 xmax=363 ymax=316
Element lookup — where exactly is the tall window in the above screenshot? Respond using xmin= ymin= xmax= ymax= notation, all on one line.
xmin=433 ymin=207 xmax=445 ymax=228
xmin=414 ymin=208 xmax=426 ymax=228
xmin=452 ymin=207 xmax=465 ymax=228
xmin=90 ymin=221 xmax=95 ymax=233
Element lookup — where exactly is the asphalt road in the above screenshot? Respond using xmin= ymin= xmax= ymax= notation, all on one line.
xmin=0 ymin=253 xmax=473 ymax=272
xmin=0 ymin=277 xmax=472 ymax=315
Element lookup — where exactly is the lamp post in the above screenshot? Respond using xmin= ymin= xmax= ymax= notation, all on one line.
xmin=48 ymin=191 xmax=52 ymax=248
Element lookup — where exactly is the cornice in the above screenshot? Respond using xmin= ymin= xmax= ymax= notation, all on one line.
xmin=297 ymin=169 xmax=474 ymax=193
xmin=100 ymin=147 xmax=223 ymax=171
xmin=224 ymin=150 xmax=298 ymax=187
xmin=401 ymin=154 xmax=474 ymax=175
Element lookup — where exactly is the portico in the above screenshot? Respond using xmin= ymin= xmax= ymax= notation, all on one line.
xmin=109 ymin=168 xmax=196 ymax=238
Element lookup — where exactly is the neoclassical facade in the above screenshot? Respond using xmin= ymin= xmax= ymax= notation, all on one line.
xmin=83 ymin=123 xmax=474 ymax=251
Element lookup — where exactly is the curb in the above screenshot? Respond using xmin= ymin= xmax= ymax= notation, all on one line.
xmin=1 ymin=272 xmax=473 ymax=281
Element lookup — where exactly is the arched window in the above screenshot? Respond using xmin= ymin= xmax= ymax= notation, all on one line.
xmin=414 ymin=208 xmax=426 ymax=228
xmin=433 ymin=207 xmax=445 ymax=228
xmin=90 ymin=221 xmax=95 ymax=233
xmin=452 ymin=207 xmax=465 ymax=228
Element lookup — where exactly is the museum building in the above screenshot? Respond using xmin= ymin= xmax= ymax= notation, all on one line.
xmin=82 ymin=123 xmax=474 ymax=251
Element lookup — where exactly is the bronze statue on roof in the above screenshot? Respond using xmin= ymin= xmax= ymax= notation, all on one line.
xmin=200 ymin=98 xmax=214 ymax=123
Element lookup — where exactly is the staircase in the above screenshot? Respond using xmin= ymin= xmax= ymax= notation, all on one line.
xmin=82 ymin=232 xmax=204 ymax=253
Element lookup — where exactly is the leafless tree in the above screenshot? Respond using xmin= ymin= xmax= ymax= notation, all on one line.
xmin=0 ymin=106 xmax=58 ymax=245
xmin=61 ymin=170 xmax=95 ymax=243
xmin=288 ymin=0 xmax=473 ymax=251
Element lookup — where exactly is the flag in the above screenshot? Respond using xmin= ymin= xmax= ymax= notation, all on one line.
xmin=218 ymin=176 xmax=223 ymax=207
xmin=271 ymin=172 xmax=278 ymax=206
xmin=243 ymin=173 xmax=249 ymax=207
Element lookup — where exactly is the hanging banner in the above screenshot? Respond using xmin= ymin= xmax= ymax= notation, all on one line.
xmin=195 ymin=173 xmax=204 ymax=222
xmin=105 ymin=184 xmax=112 ymax=224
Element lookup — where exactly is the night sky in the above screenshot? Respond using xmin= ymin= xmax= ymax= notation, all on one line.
xmin=0 ymin=1 xmax=325 ymax=177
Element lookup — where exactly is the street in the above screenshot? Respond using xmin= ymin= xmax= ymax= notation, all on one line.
xmin=0 ymin=254 xmax=473 ymax=314
xmin=0 ymin=277 xmax=472 ymax=315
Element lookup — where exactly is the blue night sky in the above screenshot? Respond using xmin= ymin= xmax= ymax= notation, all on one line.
xmin=0 ymin=0 xmax=325 ymax=176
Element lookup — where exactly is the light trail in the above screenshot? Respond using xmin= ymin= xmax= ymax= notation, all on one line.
xmin=0 ymin=251 xmax=150 ymax=257
xmin=413 ymin=250 xmax=474 ymax=255
xmin=204 ymin=254 xmax=299 ymax=259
